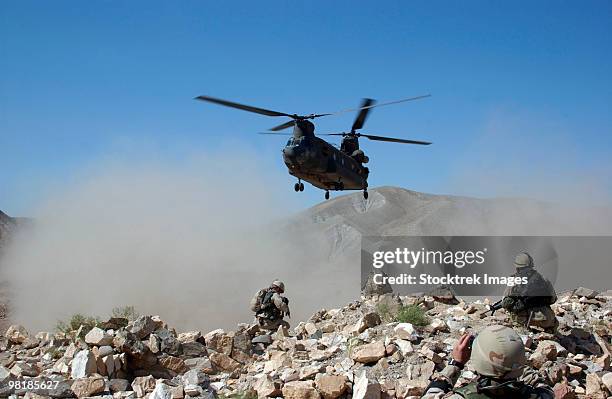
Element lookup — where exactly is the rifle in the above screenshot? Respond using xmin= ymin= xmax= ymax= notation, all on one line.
xmin=489 ymin=299 xmax=503 ymax=315
xmin=283 ymin=297 xmax=291 ymax=318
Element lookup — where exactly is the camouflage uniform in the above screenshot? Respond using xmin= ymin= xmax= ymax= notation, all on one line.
xmin=255 ymin=280 xmax=290 ymax=331
xmin=421 ymin=325 xmax=554 ymax=399
xmin=501 ymin=252 xmax=558 ymax=331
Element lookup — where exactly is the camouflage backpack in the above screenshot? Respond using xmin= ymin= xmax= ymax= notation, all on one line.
xmin=250 ymin=288 xmax=277 ymax=313
xmin=250 ymin=288 xmax=269 ymax=312
xmin=453 ymin=381 xmax=540 ymax=399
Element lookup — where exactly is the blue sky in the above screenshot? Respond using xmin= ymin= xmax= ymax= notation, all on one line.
xmin=1 ymin=1 xmax=611 ymax=215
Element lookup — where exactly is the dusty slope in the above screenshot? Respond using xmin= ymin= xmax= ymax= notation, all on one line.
xmin=0 ymin=210 xmax=16 ymax=248
xmin=288 ymin=186 xmax=612 ymax=237
xmin=0 ymin=210 xmax=16 ymax=332
xmin=2 ymin=186 xmax=611 ymax=332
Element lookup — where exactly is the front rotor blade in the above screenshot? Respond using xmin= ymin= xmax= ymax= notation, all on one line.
xmin=328 ymin=94 xmax=431 ymax=116
xmin=361 ymin=133 xmax=431 ymax=145
xmin=194 ymin=95 xmax=293 ymax=118
xmin=269 ymin=120 xmax=296 ymax=131
xmin=351 ymin=98 xmax=375 ymax=132
xmin=257 ymin=132 xmax=293 ymax=136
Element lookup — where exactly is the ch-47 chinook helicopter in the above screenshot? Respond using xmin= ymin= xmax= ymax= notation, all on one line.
xmin=195 ymin=95 xmax=432 ymax=200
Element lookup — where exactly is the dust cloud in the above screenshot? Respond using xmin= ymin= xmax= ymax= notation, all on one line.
xmin=0 ymin=149 xmax=354 ymax=333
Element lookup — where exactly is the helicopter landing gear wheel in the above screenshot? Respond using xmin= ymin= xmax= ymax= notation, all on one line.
xmin=325 ymin=191 xmax=330 ymax=200
xmin=294 ymin=182 xmax=300 ymax=192
xmin=299 ymin=182 xmax=304 ymax=191
xmin=363 ymin=189 xmax=369 ymax=199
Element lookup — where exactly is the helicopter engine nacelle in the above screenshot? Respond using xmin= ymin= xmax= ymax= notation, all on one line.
xmin=351 ymin=149 xmax=369 ymax=163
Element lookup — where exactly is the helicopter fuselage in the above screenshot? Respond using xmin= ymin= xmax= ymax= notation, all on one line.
xmin=281 ymin=121 xmax=369 ymax=191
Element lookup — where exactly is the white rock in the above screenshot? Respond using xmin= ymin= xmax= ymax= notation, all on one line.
xmin=0 ymin=366 xmax=10 ymax=383
xmin=395 ymin=339 xmax=414 ymax=356
xmin=150 ymin=381 xmax=173 ymax=399
xmin=85 ymin=327 xmax=113 ymax=346
xmin=352 ymin=372 xmax=380 ymax=399
xmin=71 ymin=350 xmax=97 ymax=379
xmin=394 ymin=323 xmax=417 ymax=341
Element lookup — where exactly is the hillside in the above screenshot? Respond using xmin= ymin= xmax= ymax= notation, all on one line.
xmin=1 ymin=288 xmax=610 ymax=398
xmin=0 ymin=210 xmax=16 ymax=249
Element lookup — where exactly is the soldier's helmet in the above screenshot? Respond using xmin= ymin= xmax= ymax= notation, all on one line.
xmin=271 ymin=280 xmax=285 ymax=293
xmin=513 ymin=251 xmax=534 ymax=268
xmin=471 ymin=325 xmax=526 ymax=380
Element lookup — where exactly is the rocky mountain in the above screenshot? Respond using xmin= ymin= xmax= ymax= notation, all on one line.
xmin=287 ymin=186 xmax=612 ymax=238
xmin=1 ymin=288 xmax=611 ymax=398
xmin=0 ymin=210 xmax=16 ymax=333
xmin=0 ymin=210 xmax=16 ymax=249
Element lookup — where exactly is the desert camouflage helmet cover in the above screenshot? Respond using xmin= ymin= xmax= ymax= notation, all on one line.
xmin=471 ymin=325 xmax=526 ymax=379
xmin=271 ymin=280 xmax=285 ymax=292
xmin=514 ymin=251 xmax=534 ymax=268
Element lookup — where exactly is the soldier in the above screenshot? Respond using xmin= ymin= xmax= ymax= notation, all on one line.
xmin=421 ymin=325 xmax=554 ymax=398
xmin=501 ymin=252 xmax=558 ymax=331
xmin=250 ymin=280 xmax=290 ymax=331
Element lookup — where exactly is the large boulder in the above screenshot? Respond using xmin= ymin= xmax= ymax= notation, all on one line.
xmin=5 ymin=325 xmax=29 ymax=344
xmin=159 ymin=355 xmax=188 ymax=374
xmin=209 ymin=352 xmax=241 ymax=372
xmin=253 ymin=374 xmax=282 ymax=398
xmin=282 ymin=380 xmax=321 ymax=399
xmin=150 ymin=381 xmax=176 ymax=399
xmin=85 ymin=327 xmax=114 ymax=346
xmin=132 ymin=375 xmax=156 ymax=397
xmin=129 ymin=316 xmax=161 ymax=339
xmin=350 ymin=341 xmax=386 ymax=364
xmin=10 ymin=361 xmax=38 ymax=377
xmin=315 ymin=374 xmax=348 ymax=399
xmin=352 ymin=372 xmax=380 ymax=399
xmin=71 ymin=350 xmax=97 ymax=379
xmin=71 ymin=377 xmax=105 ymax=398
xmin=113 ymin=329 xmax=147 ymax=358
xmin=205 ymin=329 xmax=233 ymax=355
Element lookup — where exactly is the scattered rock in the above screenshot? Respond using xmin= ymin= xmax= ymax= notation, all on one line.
xmin=132 ymin=375 xmax=156 ymax=397
xmin=71 ymin=350 xmax=97 ymax=379
xmin=350 ymin=341 xmax=386 ymax=364
xmin=85 ymin=327 xmax=114 ymax=346
xmin=130 ymin=316 xmax=160 ymax=339
xmin=5 ymin=324 xmax=28 ymax=344
xmin=282 ymin=380 xmax=321 ymax=399
xmin=71 ymin=377 xmax=105 ymax=398
xmin=352 ymin=372 xmax=380 ymax=399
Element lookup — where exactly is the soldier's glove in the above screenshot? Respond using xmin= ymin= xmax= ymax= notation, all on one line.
xmin=282 ymin=297 xmax=289 ymax=305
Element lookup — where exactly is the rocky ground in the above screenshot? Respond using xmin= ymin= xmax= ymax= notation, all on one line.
xmin=1 ymin=287 xmax=611 ymax=399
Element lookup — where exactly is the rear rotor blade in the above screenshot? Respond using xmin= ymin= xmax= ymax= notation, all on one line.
xmin=257 ymin=132 xmax=293 ymax=135
xmin=194 ymin=95 xmax=294 ymax=118
xmin=269 ymin=120 xmax=296 ymax=131
xmin=328 ymin=94 xmax=431 ymax=116
xmin=351 ymin=98 xmax=375 ymax=132
xmin=361 ymin=133 xmax=431 ymax=145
